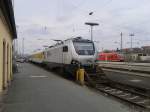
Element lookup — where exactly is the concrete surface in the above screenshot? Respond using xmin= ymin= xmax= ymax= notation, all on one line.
xmin=98 ymin=62 xmax=150 ymax=73
xmin=1 ymin=63 xmax=133 ymax=112
xmin=103 ymin=69 xmax=150 ymax=90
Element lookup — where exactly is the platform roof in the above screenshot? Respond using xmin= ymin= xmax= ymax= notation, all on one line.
xmin=0 ymin=0 xmax=17 ymax=39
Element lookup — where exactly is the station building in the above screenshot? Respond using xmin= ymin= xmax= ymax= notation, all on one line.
xmin=0 ymin=0 xmax=17 ymax=92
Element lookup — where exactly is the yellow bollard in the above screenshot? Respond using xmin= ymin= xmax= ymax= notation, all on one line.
xmin=79 ymin=69 xmax=85 ymax=85
xmin=76 ymin=69 xmax=85 ymax=85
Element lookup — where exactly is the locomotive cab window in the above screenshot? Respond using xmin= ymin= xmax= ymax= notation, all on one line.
xmin=62 ymin=46 xmax=68 ymax=52
xmin=73 ymin=42 xmax=95 ymax=55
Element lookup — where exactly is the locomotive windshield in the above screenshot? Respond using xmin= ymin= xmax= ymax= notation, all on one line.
xmin=73 ymin=42 xmax=95 ymax=55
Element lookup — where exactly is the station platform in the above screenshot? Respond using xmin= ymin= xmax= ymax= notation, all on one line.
xmin=1 ymin=63 xmax=133 ymax=112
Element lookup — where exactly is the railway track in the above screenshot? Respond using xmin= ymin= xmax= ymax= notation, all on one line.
xmin=85 ymin=72 xmax=150 ymax=110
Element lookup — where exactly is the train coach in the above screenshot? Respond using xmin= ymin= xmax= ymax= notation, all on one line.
xmin=30 ymin=37 xmax=98 ymax=75
xmin=97 ymin=52 xmax=124 ymax=62
xmin=30 ymin=52 xmax=45 ymax=64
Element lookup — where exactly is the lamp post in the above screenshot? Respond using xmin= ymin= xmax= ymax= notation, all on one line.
xmin=129 ymin=33 xmax=134 ymax=62
xmin=114 ymin=32 xmax=123 ymax=52
xmin=85 ymin=22 xmax=99 ymax=41
xmin=120 ymin=32 xmax=123 ymax=51
xmin=129 ymin=33 xmax=134 ymax=49
xmin=22 ymin=38 xmax=24 ymax=58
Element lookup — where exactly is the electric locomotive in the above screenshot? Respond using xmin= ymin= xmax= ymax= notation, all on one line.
xmin=31 ymin=37 xmax=98 ymax=75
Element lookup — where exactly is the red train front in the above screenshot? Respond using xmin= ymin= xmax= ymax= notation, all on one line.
xmin=97 ymin=52 xmax=124 ymax=62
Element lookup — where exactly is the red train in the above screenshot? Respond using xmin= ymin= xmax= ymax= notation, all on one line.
xmin=97 ymin=52 xmax=124 ymax=62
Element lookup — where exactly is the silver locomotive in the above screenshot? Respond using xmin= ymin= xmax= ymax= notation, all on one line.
xmin=31 ymin=37 xmax=98 ymax=74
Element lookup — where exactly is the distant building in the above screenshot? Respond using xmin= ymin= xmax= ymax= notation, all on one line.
xmin=0 ymin=0 xmax=17 ymax=91
xmin=142 ymin=46 xmax=150 ymax=54
xmin=122 ymin=48 xmax=142 ymax=54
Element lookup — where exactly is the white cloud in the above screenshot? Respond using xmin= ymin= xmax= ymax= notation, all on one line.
xmin=14 ymin=0 xmax=150 ymax=54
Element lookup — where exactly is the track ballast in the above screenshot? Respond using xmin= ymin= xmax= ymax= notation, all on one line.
xmin=85 ymin=72 xmax=150 ymax=110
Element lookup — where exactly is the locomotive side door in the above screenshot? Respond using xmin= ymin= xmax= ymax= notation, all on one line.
xmin=62 ymin=45 xmax=72 ymax=64
xmin=62 ymin=45 xmax=68 ymax=64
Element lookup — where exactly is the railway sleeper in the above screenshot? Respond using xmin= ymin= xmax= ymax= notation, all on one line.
xmin=81 ymin=68 xmax=150 ymax=109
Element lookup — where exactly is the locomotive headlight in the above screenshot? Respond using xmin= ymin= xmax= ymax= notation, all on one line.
xmin=71 ymin=60 xmax=80 ymax=65
xmin=87 ymin=59 xmax=92 ymax=64
xmin=72 ymin=60 xmax=76 ymax=64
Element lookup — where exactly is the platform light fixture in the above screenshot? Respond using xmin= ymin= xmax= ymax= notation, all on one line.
xmin=85 ymin=22 xmax=99 ymax=41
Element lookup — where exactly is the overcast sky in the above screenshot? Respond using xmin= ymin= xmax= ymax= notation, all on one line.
xmin=14 ymin=0 xmax=150 ymax=54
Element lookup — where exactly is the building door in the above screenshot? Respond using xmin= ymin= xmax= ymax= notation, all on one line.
xmin=7 ymin=44 xmax=9 ymax=83
xmin=3 ymin=41 xmax=6 ymax=89
xmin=10 ymin=46 xmax=12 ymax=80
